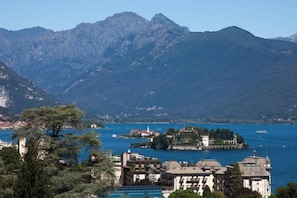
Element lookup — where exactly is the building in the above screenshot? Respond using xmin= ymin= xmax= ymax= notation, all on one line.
xmin=0 ymin=139 xmax=13 ymax=150
xmin=201 ymin=135 xmax=209 ymax=147
xmin=160 ymin=154 xmax=271 ymax=198
xmin=239 ymin=155 xmax=271 ymax=198
xmin=111 ymin=155 xmax=122 ymax=185
xmin=121 ymin=151 xmax=161 ymax=186
xmin=160 ymin=159 xmax=225 ymax=197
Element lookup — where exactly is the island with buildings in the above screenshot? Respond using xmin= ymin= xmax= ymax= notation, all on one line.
xmin=119 ymin=126 xmax=160 ymax=140
xmin=131 ymin=126 xmax=248 ymax=150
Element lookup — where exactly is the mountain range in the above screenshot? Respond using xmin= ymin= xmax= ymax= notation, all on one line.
xmin=0 ymin=12 xmax=297 ymax=122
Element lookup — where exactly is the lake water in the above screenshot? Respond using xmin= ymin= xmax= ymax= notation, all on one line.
xmin=1 ymin=123 xmax=297 ymax=192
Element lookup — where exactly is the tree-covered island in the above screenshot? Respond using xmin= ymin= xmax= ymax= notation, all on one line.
xmin=131 ymin=126 xmax=248 ymax=150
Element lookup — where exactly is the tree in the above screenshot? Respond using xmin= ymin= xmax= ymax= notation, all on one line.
xmin=14 ymin=139 xmax=52 ymax=198
xmin=212 ymin=191 xmax=226 ymax=198
xmin=0 ymin=147 xmax=21 ymax=167
xmin=230 ymin=187 xmax=261 ymax=198
xmin=0 ymin=147 xmax=21 ymax=198
xmin=169 ymin=189 xmax=202 ymax=198
xmin=229 ymin=162 xmax=243 ymax=196
xmin=203 ymin=185 xmax=214 ymax=198
xmin=151 ymin=134 xmax=169 ymax=150
xmin=274 ymin=182 xmax=297 ymax=198
xmin=12 ymin=105 xmax=115 ymax=197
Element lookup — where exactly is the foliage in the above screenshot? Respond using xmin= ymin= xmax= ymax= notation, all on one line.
xmin=0 ymin=147 xmax=21 ymax=197
xmin=230 ymin=187 xmax=261 ymax=198
xmin=83 ymin=119 xmax=105 ymax=128
xmin=11 ymin=105 xmax=115 ymax=197
xmin=151 ymin=126 xmax=246 ymax=150
xmin=14 ymin=139 xmax=52 ymax=198
xmin=201 ymin=186 xmax=226 ymax=198
xmin=229 ymin=163 xmax=243 ymax=196
xmin=212 ymin=191 xmax=226 ymax=198
xmin=0 ymin=147 xmax=21 ymax=168
xmin=169 ymin=189 xmax=202 ymax=198
xmin=273 ymin=182 xmax=297 ymax=198
xmin=151 ymin=134 xmax=170 ymax=149
xmin=202 ymin=185 xmax=214 ymax=198
xmin=17 ymin=104 xmax=84 ymax=137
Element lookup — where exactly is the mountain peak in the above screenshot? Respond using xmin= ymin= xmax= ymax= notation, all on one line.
xmin=150 ymin=13 xmax=176 ymax=26
xmin=220 ymin=26 xmax=254 ymax=36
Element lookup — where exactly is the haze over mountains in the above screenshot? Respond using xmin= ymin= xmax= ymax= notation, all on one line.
xmin=1 ymin=12 xmax=297 ymax=122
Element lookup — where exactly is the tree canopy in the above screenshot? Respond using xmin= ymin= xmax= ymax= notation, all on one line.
xmin=273 ymin=182 xmax=297 ymax=198
xmin=169 ymin=189 xmax=202 ymax=198
xmin=12 ymin=105 xmax=115 ymax=197
xmin=230 ymin=187 xmax=261 ymax=198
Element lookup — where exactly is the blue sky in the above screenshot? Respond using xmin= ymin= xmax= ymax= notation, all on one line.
xmin=1 ymin=0 xmax=296 ymax=38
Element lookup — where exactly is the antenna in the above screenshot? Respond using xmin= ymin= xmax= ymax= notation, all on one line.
xmin=253 ymin=149 xmax=256 ymax=157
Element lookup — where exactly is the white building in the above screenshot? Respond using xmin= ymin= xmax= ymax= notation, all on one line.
xmin=111 ymin=155 xmax=122 ymax=185
xmin=239 ymin=155 xmax=271 ymax=198
xmin=160 ymin=159 xmax=224 ymax=197
xmin=160 ymin=155 xmax=271 ymax=198
xmin=201 ymin=135 xmax=209 ymax=147
xmin=18 ymin=137 xmax=27 ymax=157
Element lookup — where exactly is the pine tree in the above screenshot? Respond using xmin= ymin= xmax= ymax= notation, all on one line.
xmin=229 ymin=162 xmax=243 ymax=196
xmin=12 ymin=105 xmax=115 ymax=197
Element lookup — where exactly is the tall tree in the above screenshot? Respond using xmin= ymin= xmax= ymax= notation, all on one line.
xmin=14 ymin=139 xmax=52 ymax=198
xmin=12 ymin=105 xmax=115 ymax=197
xmin=229 ymin=162 xmax=243 ymax=196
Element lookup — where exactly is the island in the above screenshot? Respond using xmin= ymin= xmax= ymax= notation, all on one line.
xmin=120 ymin=126 xmax=160 ymax=140
xmin=130 ymin=126 xmax=248 ymax=150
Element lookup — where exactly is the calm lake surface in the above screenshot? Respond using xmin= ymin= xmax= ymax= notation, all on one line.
xmin=1 ymin=123 xmax=297 ymax=192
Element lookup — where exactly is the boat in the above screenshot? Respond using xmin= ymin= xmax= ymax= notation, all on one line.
xmin=112 ymin=134 xmax=117 ymax=138
xmin=255 ymin=130 xmax=268 ymax=134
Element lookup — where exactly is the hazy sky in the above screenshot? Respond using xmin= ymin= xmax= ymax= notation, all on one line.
xmin=1 ymin=0 xmax=296 ymax=38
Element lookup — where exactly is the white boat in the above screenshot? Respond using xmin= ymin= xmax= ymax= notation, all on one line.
xmin=255 ymin=130 xmax=268 ymax=134
xmin=112 ymin=134 xmax=117 ymax=138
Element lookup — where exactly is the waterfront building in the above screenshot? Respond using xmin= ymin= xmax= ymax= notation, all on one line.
xmin=238 ymin=155 xmax=271 ymax=198
xmin=160 ymin=159 xmax=225 ymax=197
xmin=201 ymin=135 xmax=209 ymax=147
xmin=159 ymin=154 xmax=271 ymax=198
xmin=121 ymin=151 xmax=161 ymax=186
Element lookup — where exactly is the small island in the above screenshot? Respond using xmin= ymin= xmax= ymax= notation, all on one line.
xmin=131 ymin=126 xmax=248 ymax=150
xmin=120 ymin=126 xmax=160 ymax=140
